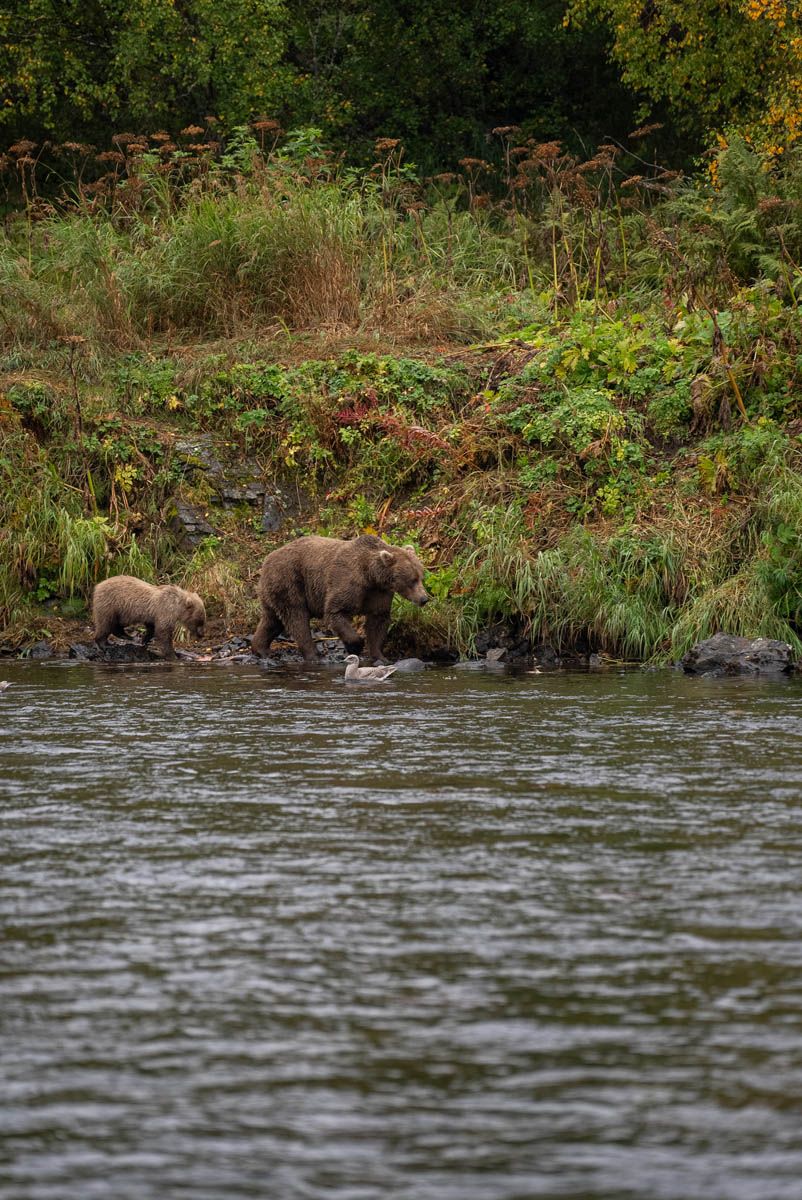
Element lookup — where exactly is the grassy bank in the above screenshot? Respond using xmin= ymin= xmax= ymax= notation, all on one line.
xmin=2 ymin=128 xmax=801 ymax=660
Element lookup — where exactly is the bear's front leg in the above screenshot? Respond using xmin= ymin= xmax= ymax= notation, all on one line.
xmin=364 ymin=610 xmax=391 ymax=663
xmin=326 ymin=611 xmax=364 ymax=657
xmin=154 ymin=621 xmax=176 ymax=659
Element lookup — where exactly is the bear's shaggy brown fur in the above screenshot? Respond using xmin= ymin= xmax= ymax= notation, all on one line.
xmin=252 ymin=534 xmax=429 ymax=663
xmin=92 ymin=575 xmax=206 ymax=658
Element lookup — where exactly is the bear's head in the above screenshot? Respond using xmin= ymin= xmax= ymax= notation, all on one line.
xmin=182 ymin=591 xmax=207 ymax=637
xmin=377 ymin=544 xmax=429 ymax=606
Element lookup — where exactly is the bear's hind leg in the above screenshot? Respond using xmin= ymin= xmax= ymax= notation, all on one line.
xmin=252 ymin=608 xmax=283 ymax=657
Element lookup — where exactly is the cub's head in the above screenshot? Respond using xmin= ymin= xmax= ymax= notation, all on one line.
xmin=182 ymin=591 xmax=207 ymax=637
xmin=376 ymin=544 xmax=429 ymax=606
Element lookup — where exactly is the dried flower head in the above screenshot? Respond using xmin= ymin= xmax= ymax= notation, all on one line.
xmin=96 ymin=150 xmax=125 ymax=165
xmin=492 ymin=125 xmax=521 ymax=136
xmin=375 ymin=137 xmax=401 ymax=153
xmin=8 ymin=139 xmax=36 ymax=156
xmin=757 ymin=196 xmax=788 ymax=213
xmin=431 ymin=172 xmax=456 ymax=185
xmin=628 ymin=122 xmax=664 ymax=139
xmin=532 ymin=141 xmax=562 ymax=160
xmin=252 ymin=118 xmax=281 ymax=132
xmin=150 ymin=131 xmax=171 ymax=143
xmin=458 ymin=157 xmax=492 ymax=171
xmin=181 ymin=125 xmax=205 ymax=137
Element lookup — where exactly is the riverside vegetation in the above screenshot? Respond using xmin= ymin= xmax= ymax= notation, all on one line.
xmin=1 ymin=125 xmax=801 ymax=662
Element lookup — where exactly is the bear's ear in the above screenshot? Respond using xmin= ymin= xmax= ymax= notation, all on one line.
xmin=379 ymin=549 xmax=394 ymax=565
xmin=402 ymin=544 xmax=416 ymax=554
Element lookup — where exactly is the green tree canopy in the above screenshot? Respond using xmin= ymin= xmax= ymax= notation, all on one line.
xmin=567 ymin=0 xmax=802 ymax=151
xmin=0 ymin=0 xmax=292 ymax=140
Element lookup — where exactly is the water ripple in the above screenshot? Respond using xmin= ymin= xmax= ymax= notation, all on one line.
xmin=1 ymin=662 xmax=802 ymax=1199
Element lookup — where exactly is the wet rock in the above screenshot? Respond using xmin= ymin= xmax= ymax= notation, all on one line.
xmin=532 ymin=643 xmax=561 ymax=668
xmin=69 ymin=641 xmax=156 ymax=663
xmin=174 ymin=435 xmax=225 ymax=478
xmin=392 ymin=657 xmax=427 ymax=672
xmin=167 ymin=500 xmax=216 ymax=548
xmin=25 ymin=639 xmax=53 ymax=660
xmin=681 ymin=633 xmax=796 ymax=677
xmin=428 ymin=645 xmax=459 ymax=664
xmin=474 ymin=622 xmax=532 ymax=663
xmin=219 ymin=480 xmax=265 ymax=506
xmin=213 ymin=636 xmax=253 ymax=656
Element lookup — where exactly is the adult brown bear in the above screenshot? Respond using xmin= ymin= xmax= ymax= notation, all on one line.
xmin=92 ymin=575 xmax=206 ymax=659
xmin=252 ymin=534 xmax=428 ymax=663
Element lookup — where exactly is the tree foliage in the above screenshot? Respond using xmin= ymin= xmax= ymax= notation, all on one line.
xmin=286 ymin=0 xmax=633 ymax=162
xmin=6 ymin=0 xmax=801 ymax=163
xmin=0 ymin=0 xmax=635 ymax=160
xmin=567 ymin=0 xmax=802 ymax=151
xmin=0 ymin=0 xmax=292 ymax=139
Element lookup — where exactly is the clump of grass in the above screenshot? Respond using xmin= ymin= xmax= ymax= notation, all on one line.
xmin=669 ymin=567 xmax=802 ymax=661
xmin=178 ymin=537 xmax=257 ymax=634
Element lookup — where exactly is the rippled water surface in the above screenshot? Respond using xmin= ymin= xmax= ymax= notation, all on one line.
xmin=1 ymin=660 xmax=802 ymax=1200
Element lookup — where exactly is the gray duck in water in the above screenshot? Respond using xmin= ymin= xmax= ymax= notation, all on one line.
xmin=343 ymin=655 xmax=398 ymax=682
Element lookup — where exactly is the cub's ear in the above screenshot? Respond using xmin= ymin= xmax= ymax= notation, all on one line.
xmin=402 ymin=544 xmax=416 ymax=553
xmin=379 ymin=549 xmax=394 ymax=565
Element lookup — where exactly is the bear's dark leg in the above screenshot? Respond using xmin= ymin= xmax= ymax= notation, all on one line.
xmin=364 ymin=610 xmax=391 ymax=662
xmin=285 ymin=612 xmax=319 ymax=663
xmin=96 ymin=618 xmax=131 ymax=648
xmin=153 ymin=620 xmax=176 ymax=659
xmin=327 ymin=611 xmax=364 ymax=657
xmin=252 ymin=608 xmax=283 ymax=657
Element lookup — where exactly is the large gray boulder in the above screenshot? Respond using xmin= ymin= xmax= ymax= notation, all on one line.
xmin=681 ymin=632 xmax=797 ymax=677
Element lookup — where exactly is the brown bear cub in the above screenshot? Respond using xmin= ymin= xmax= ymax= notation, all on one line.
xmin=252 ymin=534 xmax=428 ymax=663
xmin=92 ymin=575 xmax=206 ymax=659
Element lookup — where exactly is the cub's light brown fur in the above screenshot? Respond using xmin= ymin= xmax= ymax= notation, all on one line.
xmin=252 ymin=534 xmax=428 ymax=664
xmin=92 ymin=575 xmax=206 ymax=658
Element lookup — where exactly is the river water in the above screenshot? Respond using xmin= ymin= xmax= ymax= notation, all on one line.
xmin=1 ymin=661 xmax=801 ymax=1200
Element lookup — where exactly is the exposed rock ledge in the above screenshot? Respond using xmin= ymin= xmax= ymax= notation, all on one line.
xmin=681 ymin=633 xmax=798 ymax=677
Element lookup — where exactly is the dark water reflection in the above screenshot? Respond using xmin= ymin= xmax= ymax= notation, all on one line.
xmin=1 ymin=661 xmax=801 ymax=1200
